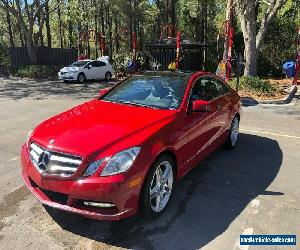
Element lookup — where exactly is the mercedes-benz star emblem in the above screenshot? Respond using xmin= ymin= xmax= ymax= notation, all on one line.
xmin=38 ymin=151 xmax=51 ymax=171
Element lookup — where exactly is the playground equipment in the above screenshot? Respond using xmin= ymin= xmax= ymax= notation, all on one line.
xmin=293 ymin=27 xmax=300 ymax=85
xmin=216 ymin=7 xmax=234 ymax=82
xmin=147 ymin=25 xmax=205 ymax=71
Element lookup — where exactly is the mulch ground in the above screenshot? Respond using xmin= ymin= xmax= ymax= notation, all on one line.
xmin=237 ymin=78 xmax=294 ymax=100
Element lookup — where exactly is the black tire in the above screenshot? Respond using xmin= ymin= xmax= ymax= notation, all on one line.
xmin=105 ymin=71 xmax=112 ymax=81
xmin=141 ymin=155 xmax=174 ymax=218
xmin=224 ymin=115 xmax=240 ymax=149
xmin=77 ymin=73 xmax=86 ymax=83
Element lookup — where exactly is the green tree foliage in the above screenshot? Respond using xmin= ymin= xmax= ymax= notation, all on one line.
xmin=258 ymin=0 xmax=300 ymax=76
xmin=0 ymin=0 xmax=298 ymax=77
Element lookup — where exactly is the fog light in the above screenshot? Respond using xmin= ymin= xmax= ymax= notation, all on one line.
xmin=83 ymin=201 xmax=115 ymax=208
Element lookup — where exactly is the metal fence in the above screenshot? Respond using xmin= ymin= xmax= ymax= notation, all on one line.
xmin=9 ymin=47 xmax=78 ymax=67
xmin=147 ymin=40 xmax=205 ymax=71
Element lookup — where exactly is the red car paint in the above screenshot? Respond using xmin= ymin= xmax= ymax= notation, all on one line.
xmin=21 ymin=71 xmax=241 ymax=221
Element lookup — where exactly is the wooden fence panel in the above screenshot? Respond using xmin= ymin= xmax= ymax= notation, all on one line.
xmin=9 ymin=47 xmax=78 ymax=67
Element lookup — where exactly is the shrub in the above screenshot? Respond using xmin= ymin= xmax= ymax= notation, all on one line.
xmin=14 ymin=65 xmax=58 ymax=78
xmin=0 ymin=43 xmax=10 ymax=67
xmin=229 ymin=76 xmax=278 ymax=95
xmin=112 ymin=52 xmax=132 ymax=75
xmin=112 ymin=52 xmax=148 ymax=76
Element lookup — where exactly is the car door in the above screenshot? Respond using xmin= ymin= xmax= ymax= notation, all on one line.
xmin=179 ymin=76 xmax=229 ymax=175
xmin=208 ymin=76 xmax=232 ymax=137
xmin=89 ymin=61 xmax=107 ymax=79
xmin=97 ymin=61 xmax=107 ymax=79
xmin=91 ymin=61 xmax=102 ymax=79
xmin=83 ymin=62 xmax=94 ymax=80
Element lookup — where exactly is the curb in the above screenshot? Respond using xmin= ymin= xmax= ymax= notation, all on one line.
xmin=242 ymin=85 xmax=298 ymax=106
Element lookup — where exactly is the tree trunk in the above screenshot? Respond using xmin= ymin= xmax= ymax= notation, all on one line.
xmin=100 ymin=1 xmax=106 ymax=55
xmin=94 ymin=15 xmax=98 ymax=58
xmin=18 ymin=23 xmax=25 ymax=47
xmin=169 ymin=0 xmax=176 ymax=27
xmin=235 ymin=0 xmax=287 ymax=76
xmin=78 ymin=23 xmax=83 ymax=54
xmin=236 ymin=0 xmax=257 ymax=76
xmin=106 ymin=5 xmax=112 ymax=56
xmin=86 ymin=24 xmax=90 ymax=58
xmin=114 ymin=16 xmax=119 ymax=54
xmin=35 ymin=6 xmax=45 ymax=47
xmin=5 ymin=0 xmax=14 ymax=47
xmin=156 ymin=0 xmax=162 ymax=39
xmin=25 ymin=30 xmax=37 ymax=64
xmin=57 ymin=0 xmax=63 ymax=48
xmin=68 ymin=20 xmax=73 ymax=48
xmin=256 ymin=0 xmax=287 ymax=50
xmin=36 ymin=3 xmax=44 ymax=46
xmin=45 ymin=1 xmax=51 ymax=47
xmin=244 ymin=26 xmax=257 ymax=76
xmin=201 ymin=1 xmax=208 ymax=69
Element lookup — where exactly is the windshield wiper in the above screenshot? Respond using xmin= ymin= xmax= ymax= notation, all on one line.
xmin=119 ymin=101 xmax=158 ymax=109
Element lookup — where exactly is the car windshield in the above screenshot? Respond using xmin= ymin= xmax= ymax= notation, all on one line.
xmin=102 ymin=72 xmax=191 ymax=110
xmin=70 ymin=61 xmax=89 ymax=67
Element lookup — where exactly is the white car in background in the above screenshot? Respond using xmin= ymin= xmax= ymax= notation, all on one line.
xmin=58 ymin=59 xmax=115 ymax=83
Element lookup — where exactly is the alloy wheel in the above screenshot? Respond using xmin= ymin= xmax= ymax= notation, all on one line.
xmin=149 ymin=161 xmax=173 ymax=213
xmin=105 ymin=72 xmax=112 ymax=81
xmin=231 ymin=117 xmax=239 ymax=147
xmin=78 ymin=74 xmax=85 ymax=83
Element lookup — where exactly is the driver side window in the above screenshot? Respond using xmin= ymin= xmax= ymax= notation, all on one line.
xmin=190 ymin=77 xmax=228 ymax=102
xmin=93 ymin=61 xmax=106 ymax=67
xmin=85 ymin=62 xmax=92 ymax=68
xmin=191 ymin=78 xmax=214 ymax=102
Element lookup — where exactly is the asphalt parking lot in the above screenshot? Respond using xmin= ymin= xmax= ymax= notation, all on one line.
xmin=0 ymin=77 xmax=299 ymax=250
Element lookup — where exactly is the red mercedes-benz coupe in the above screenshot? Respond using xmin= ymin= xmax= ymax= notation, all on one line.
xmin=21 ymin=71 xmax=241 ymax=220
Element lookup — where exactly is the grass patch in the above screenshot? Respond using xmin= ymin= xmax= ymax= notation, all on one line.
xmin=12 ymin=65 xmax=60 ymax=78
xmin=229 ymin=76 xmax=279 ymax=96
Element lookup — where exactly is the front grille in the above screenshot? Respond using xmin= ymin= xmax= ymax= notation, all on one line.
xmin=29 ymin=142 xmax=82 ymax=177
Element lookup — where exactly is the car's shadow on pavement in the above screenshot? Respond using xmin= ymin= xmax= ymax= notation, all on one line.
xmin=0 ymin=78 xmax=117 ymax=100
xmin=45 ymin=133 xmax=283 ymax=249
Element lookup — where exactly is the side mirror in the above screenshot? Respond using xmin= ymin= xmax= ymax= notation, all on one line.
xmin=192 ymin=100 xmax=210 ymax=112
xmin=98 ymin=88 xmax=111 ymax=97
xmin=85 ymin=64 xmax=92 ymax=69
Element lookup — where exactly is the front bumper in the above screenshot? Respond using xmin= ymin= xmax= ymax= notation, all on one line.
xmin=22 ymin=172 xmax=134 ymax=220
xmin=58 ymin=72 xmax=76 ymax=80
xmin=21 ymin=145 xmax=140 ymax=221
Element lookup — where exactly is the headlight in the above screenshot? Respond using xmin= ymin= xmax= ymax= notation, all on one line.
xmin=83 ymin=147 xmax=140 ymax=177
xmin=83 ymin=159 xmax=104 ymax=176
xmin=100 ymin=147 xmax=141 ymax=176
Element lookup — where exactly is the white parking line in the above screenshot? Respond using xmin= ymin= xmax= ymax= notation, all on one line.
xmin=240 ymin=128 xmax=300 ymax=139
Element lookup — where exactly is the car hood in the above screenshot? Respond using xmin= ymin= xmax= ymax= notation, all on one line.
xmin=60 ymin=66 xmax=80 ymax=72
xmin=31 ymin=99 xmax=177 ymax=158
